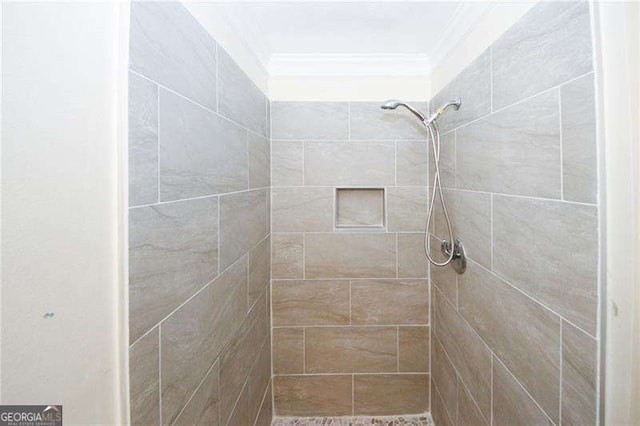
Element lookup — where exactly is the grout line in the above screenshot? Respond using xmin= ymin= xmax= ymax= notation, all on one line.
xmin=272 ymin=372 xmax=431 ymax=377
xmin=396 ymin=326 xmax=400 ymax=373
xmin=302 ymin=327 xmax=306 ymax=374
xmin=158 ymin=323 xmax=162 ymax=425
xmin=490 ymin=194 xmax=494 ymax=272
xmin=253 ymin=377 xmax=272 ymax=426
xmin=489 ymin=46 xmax=494 ymax=113
xmin=273 ymin=324 xmax=429 ymax=329
xmin=129 ymin=187 xmax=268 ymax=210
xmin=559 ymin=321 xmax=564 ymax=425
xmin=215 ymin=42 xmax=219 ymax=113
xmin=490 ymin=354 xmax=494 ymax=426
xmin=351 ymin=374 xmax=355 ymax=416
xmin=157 ymin=84 xmax=161 ymax=204
xmin=349 ymin=280 xmax=352 ymax=325
xmin=559 ymin=89 xmax=564 ymax=200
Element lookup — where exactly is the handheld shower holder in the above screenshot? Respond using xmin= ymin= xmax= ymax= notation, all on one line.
xmin=441 ymin=238 xmax=466 ymax=274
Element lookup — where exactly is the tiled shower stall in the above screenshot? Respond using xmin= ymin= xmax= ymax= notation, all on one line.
xmin=128 ymin=1 xmax=601 ymax=425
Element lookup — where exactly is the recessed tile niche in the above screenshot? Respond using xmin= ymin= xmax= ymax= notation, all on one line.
xmin=335 ymin=188 xmax=385 ymax=229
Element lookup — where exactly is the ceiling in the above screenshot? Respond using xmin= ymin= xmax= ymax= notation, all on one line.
xmin=213 ymin=2 xmax=490 ymax=76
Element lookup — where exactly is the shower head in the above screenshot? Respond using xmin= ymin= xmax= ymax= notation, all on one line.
xmin=381 ymin=99 xmax=428 ymax=125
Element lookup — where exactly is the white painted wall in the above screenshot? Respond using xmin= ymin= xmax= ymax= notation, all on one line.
xmin=593 ymin=2 xmax=640 ymax=424
xmin=1 ymin=2 xmax=128 ymax=424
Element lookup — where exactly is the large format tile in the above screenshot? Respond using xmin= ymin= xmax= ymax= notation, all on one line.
xmin=458 ymin=378 xmax=488 ymax=426
xmin=173 ymin=361 xmax=220 ymax=426
xmin=218 ymin=48 xmax=267 ymax=136
xmin=398 ymin=233 xmax=429 ymax=278
xmin=432 ymin=379 xmax=454 ymax=426
xmin=129 ymin=328 xmax=159 ymax=426
xmin=274 ymin=375 xmax=353 ymax=416
xmin=272 ymin=187 xmax=334 ymax=232
xmin=387 ymin=187 xmax=428 ymax=232
xmin=130 ymin=1 xmax=217 ymax=110
xmin=272 ymin=279 xmax=350 ymax=326
xmin=226 ymin=385 xmax=249 ymax=426
xmin=399 ymin=326 xmax=430 ymax=373
xmin=492 ymin=1 xmax=593 ymax=109
xmin=129 ymin=197 xmax=218 ymax=342
xmin=459 ymin=261 xmax=560 ymax=422
xmin=161 ymin=259 xmax=247 ymax=424
xmin=434 ymin=189 xmax=491 ymax=268
xmin=128 ymin=71 xmax=158 ymax=206
xmin=255 ymin=383 xmax=273 ymax=426
xmin=219 ymin=189 xmax=268 ymax=270
xmin=431 ymin=50 xmax=491 ymax=132
xmin=271 ymin=233 xmax=304 ymax=279
xmin=248 ymin=339 xmax=272 ymax=423
xmin=353 ymin=374 xmax=429 ymax=415
xmin=249 ymin=132 xmax=270 ymax=189
xmin=561 ymin=73 xmax=597 ymax=203
xmin=248 ymin=236 xmax=270 ymax=307
xmin=305 ymin=233 xmax=396 ymax=278
xmin=493 ymin=195 xmax=598 ymax=334
xmin=272 ymin=102 xmax=349 ymax=140
xmin=431 ymin=336 xmax=458 ymax=424
xmin=433 ymin=288 xmax=491 ymax=420
xmin=492 ymin=359 xmax=554 ymax=426
xmin=349 ymin=101 xmax=428 ymax=140
xmin=159 ymin=89 xmax=247 ymax=201
xmin=271 ymin=141 xmax=304 ymax=186
xmin=273 ymin=328 xmax=304 ymax=374
xmin=431 ymin=265 xmax=457 ymax=308
xmin=456 ymin=90 xmax=561 ymax=198
xmin=305 ymin=326 xmax=397 ymax=373
xmin=304 ymin=141 xmax=395 ymax=186
xmin=351 ymin=279 xmax=429 ymax=325
xmin=562 ymin=321 xmax=597 ymax=425
xmin=397 ymin=141 xmax=429 ymax=186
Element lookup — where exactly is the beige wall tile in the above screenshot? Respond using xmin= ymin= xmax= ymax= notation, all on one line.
xmin=432 ymin=336 xmax=458 ymax=423
xmin=305 ymin=233 xmax=396 ymax=278
xmin=272 ymin=233 xmax=304 ymax=279
xmin=304 ymin=141 xmax=395 ymax=186
xmin=272 ymin=279 xmax=350 ymax=326
xmin=255 ymin=383 xmax=273 ymax=426
xmin=173 ymin=360 xmax=220 ymax=426
xmin=433 ymin=288 xmax=491 ymax=419
xmin=226 ymin=385 xmax=249 ymax=426
xmin=387 ymin=187 xmax=428 ymax=232
xmin=248 ymin=339 xmax=272 ymax=423
xmin=431 ymin=264 xmax=458 ymax=308
xmin=274 ymin=375 xmax=353 ymax=416
xmin=248 ymin=236 xmax=270 ymax=307
xmin=459 ymin=261 xmax=560 ymax=422
xmin=562 ymin=321 xmax=597 ymax=425
xmin=272 ymin=141 xmax=303 ymax=186
xmin=458 ymin=377 xmax=489 ymax=426
xmin=351 ymin=279 xmax=429 ymax=325
xmin=432 ymin=380 xmax=454 ymax=426
xmin=272 ymin=187 xmax=334 ymax=232
xmin=397 ymin=141 xmax=428 ymax=186
xmin=492 ymin=358 xmax=554 ymax=426
xmin=161 ymin=258 xmax=247 ymax=424
xmin=398 ymin=233 xmax=428 ymax=278
xmin=130 ymin=328 xmax=159 ymax=426
xmin=399 ymin=326 xmax=430 ymax=372
xmin=336 ymin=188 xmax=385 ymax=228
xmin=354 ymin=374 xmax=429 ymax=415
xmin=273 ymin=328 xmax=304 ymax=374
xmin=305 ymin=326 xmax=397 ymax=373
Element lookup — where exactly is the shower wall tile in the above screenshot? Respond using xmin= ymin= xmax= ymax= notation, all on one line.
xmin=271 ymin=102 xmax=349 ymax=140
xmin=387 ymin=186 xmax=428 ymax=232
xmin=271 ymin=187 xmax=334 ymax=232
xmin=271 ymin=233 xmax=304 ymax=279
xmin=492 ymin=195 xmax=598 ymax=335
xmin=226 ymin=386 xmax=249 ymax=426
xmin=219 ymin=189 xmax=268 ymax=270
xmin=434 ymin=189 xmax=492 ymax=269
xmin=459 ymin=261 xmax=560 ymax=422
xmin=249 ymin=132 xmax=270 ymax=189
xmin=432 ymin=379 xmax=454 ymax=426
xmin=159 ymin=89 xmax=247 ymax=201
xmin=431 ymin=49 xmax=491 ymax=133
xmin=273 ymin=328 xmax=304 ymax=374
xmin=492 ymin=359 xmax=554 ymax=426
xmin=491 ymin=1 xmax=593 ymax=110
xmin=304 ymin=326 xmax=397 ymax=373
xmin=128 ymin=71 xmax=158 ymax=207
xmin=431 ymin=336 xmax=458 ymax=424
xmin=304 ymin=141 xmax=395 ymax=186
xmin=398 ymin=326 xmax=430 ymax=373
xmin=433 ymin=288 xmax=491 ymax=420
xmin=456 ymin=90 xmax=561 ymax=199
xmin=561 ymin=73 xmax=597 ymax=203
xmin=274 ymin=375 xmax=353 ymax=416
xmin=354 ymin=374 xmax=429 ymax=415
xmin=272 ymin=141 xmax=304 ymax=186
xmin=255 ymin=383 xmax=273 ymax=426
xmin=129 ymin=327 xmax=160 ymax=426
xmin=428 ymin=131 xmax=456 ymax=188
xmin=129 ymin=197 xmax=218 ymax=342
xmin=562 ymin=321 xmax=597 ymax=426
xmin=349 ymin=101 xmax=428 ymax=140
xmin=431 ymin=266 xmax=457 ymax=308
xmin=396 ymin=140 xmax=429 ymax=186
xmin=304 ymin=233 xmax=396 ymax=278
xmin=458 ymin=378 xmax=489 ymax=426
xmin=160 ymin=258 xmax=247 ymax=424
xmin=248 ymin=236 xmax=270 ymax=307
xmin=397 ymin=233 xmax=428 ymax=278
xmin=129 ymin=1 xmax=217 ymax=110
xmin=350 ymin=279 xmax=429 ymax=325
xmin=217 ymin=48 xmax=267 ymax=136
xmin=173 ymin=360 xmax=220 ymax=426
xmin=248 ymin=339 xmax=272 ymax=422
xmin=272 ymin=279 xmax=350 ymax=326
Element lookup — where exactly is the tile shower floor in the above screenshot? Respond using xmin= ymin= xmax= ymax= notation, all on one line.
xmin=272 ymin=415 xmax=433 ymax=425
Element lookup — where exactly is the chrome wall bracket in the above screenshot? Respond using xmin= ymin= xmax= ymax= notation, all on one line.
xmin=441 ymin=238 xmax=467 ymax=275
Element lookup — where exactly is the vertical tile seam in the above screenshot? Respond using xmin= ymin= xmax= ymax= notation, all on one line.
xmin=490 ymin=355 xmax=493 ymax=426
xmin=559 ymin=320 xmax=563 ymax=425
xmin=157 ymin=82 xmax=161 ymax=204
xmin=158 ymin=322 xmax=162 ymax=426
xmin=559 ymin=89 xmax=564 ymax=200
xmin=396 ymin=326 xmax=400 ymax=373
